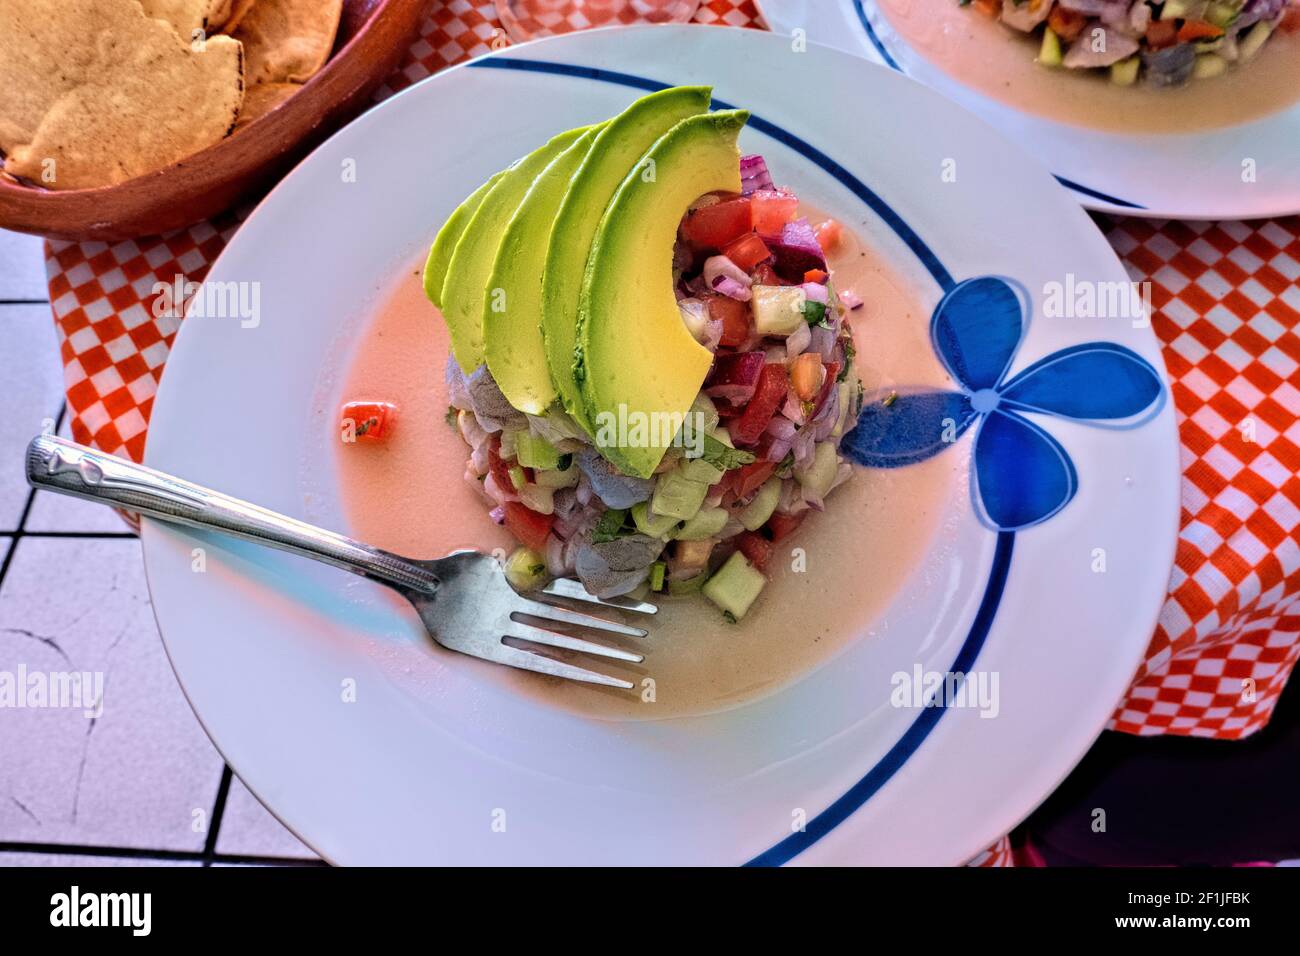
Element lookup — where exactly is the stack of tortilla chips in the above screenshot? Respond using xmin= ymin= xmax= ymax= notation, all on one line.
xmin=0 ymin=0 xmax=343 ymax=190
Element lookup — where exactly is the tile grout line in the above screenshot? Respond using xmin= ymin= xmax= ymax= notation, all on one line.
xmin=202 ymin=765 xmax=235 ymax=866
xmin=0 ymin=299 xmax=50 ymax=306
xmin=0 ymin=840 xmax=324 ymax=867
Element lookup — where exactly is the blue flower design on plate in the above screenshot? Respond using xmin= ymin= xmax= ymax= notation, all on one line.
xmin=841 ymin=276 xmax=1165 ymax=532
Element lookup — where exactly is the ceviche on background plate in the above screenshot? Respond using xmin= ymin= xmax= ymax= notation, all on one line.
xmin=343 ymin=87 xmax=865 ymax=626
xmin=971 ymin=0 xmax=1299 ymax=87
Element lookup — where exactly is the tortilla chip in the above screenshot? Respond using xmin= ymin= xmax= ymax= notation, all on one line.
xmin=234 ymin=81 xmax=301 ymax=129
xmin=222 ymin=0 xmax=260 ymax=34
xmin=137 ymin=0 xmax=234 ymax=36
xmin=234 ymin=0 xmax=343 ymax=85
xmin=0 ymin=0 xmax=244 ymax=190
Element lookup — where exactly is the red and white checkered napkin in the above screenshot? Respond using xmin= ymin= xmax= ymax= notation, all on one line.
xmin=36 ymin=2 xmax=1300 ymax=862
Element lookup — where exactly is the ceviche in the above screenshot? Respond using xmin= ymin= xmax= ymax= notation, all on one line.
xmin=966 ymin=0 xmax=1299 ymax=86
xmin=341 ymin=87 xmax=865 ymax=623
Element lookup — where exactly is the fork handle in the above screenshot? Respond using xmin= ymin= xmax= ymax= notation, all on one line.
xmin=26 ymin=435 xmax=440 ymax=596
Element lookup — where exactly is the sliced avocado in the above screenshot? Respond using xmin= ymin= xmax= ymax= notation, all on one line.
xmin=423 ymin=170 xmax=506 ymax=309
xmin=541 ymin=86 xmax=714 ymax=432
xmin=577 ymin=109 xmax=749 ymax=478
xmin=440 ymin=126 xmax=591 ymax=373
xmin=484 ymin=126 xmax=603 ymax=413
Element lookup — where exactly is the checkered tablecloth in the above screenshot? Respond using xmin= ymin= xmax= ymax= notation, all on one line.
xmin=36 ymin=1 xmax=1300 ymax=865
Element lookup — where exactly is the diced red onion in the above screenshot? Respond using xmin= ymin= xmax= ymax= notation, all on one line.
xmin=801 ymin=282 xmax=829 ymax=305
xmin=781 ymin=394 xmax=805 ymax=425
xmin=739 ymin=154 xmax=774 ymax=195
xmin=810 ymin=386 xmax=841 ymax=441
xmin=763 ymin=344 xmax=786 ymax=364
xmin=712 ymin=275 xmax=752 ymax=301
xmin=765 ymin=415 xmax=798 ymax=441
xmin=785 ymin=320 xmax=811 ymax=358
xmin=838 ymin=288 xmax=864 ymax=310
xmin=704 ymin=255 xmax=752 ymax=289
xmin=678 ymin=297 xmax=711 ymax=344
xmin=761 ymin=217 xmax=826 ymax=280
xmin=808 ymin=325 xmax=837 ymax=360
xmin=764 ymin=438 xmax=793 ymax=463
xmin=792 ymin=429 xmax=817 ymax=469
xmin=488 ymin=505 xmax=505 ymax=525
xmin=705 ymin=350 xmax=765 ymax=404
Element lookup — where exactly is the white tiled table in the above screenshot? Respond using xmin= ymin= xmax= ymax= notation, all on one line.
xmin=0 ymin=229 xmax=319 ymax=866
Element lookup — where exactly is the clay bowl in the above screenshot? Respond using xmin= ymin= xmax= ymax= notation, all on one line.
xmin=0 ymin=0 xmax=436 ymax=242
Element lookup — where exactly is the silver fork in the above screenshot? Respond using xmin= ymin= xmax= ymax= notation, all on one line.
xmin=25 ymin=435 xmax=655 ymax=688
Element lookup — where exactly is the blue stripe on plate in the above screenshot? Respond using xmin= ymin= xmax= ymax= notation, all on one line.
xmin=849 ymin=0 xmax=1145 ymax=210
xmin=746 ymin=530 xmax=1016 ymax=866
xmin=466 ymin=53 xmax=1014 ymax=865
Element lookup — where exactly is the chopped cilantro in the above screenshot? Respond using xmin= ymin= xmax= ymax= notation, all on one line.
xmin=802 ymin=299 xmax=827 ymax=327
xmin=591 ymin=508 xmax=634 ymax=543
xmin=701 ymin=434 xmax=756 ymax=471
xmin=444 ymin=406 xmax=458 ymax=427
xmin=722 ymin=610 xmax=738 ymax=624
xmin=838 ymin=341 xmax=856 ymax=379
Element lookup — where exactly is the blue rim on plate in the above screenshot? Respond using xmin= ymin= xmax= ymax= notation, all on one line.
xmin=471 ymin=55 xmax=1164 ymax=865
xmin=848 ymin=0 xmax=1145 ymax=210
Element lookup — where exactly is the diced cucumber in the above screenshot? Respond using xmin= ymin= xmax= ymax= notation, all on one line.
xmin=831 ymin=381 xmax=852 ymax=438
xmin=649 ymin=561 xmax=666 ymax=592
xmin=515 ymin=432 xmax=559 ymax=470
xmin=1038 ymin=27 xmax=1062 ymax=68
xmin=739 ymin=477 xmax=782 ymax=531
xmin=1161 ymin=0 xmax=1192 ymax=19
xmin=508 ymin=464 xmax=527 ymax=491
xmin=708 ymin=426 xmax=735 ymax=448
xmin=675 ymin=506 xmax=729 ymax=541
xmin=702 ymin=552 xmax=766 ymax=621
xmin=680 ymin=456 xmax=724 ymax=486
xmin=631 ymin=500 xmax=680 ymax=538
xmin=752 ymin=285 xmax=807 ymax=337
xmin=534 ymin=462 xmax=579 ymax=489
xmin=668 ymin=572 xmax=707 ymax=596
xmin=503 ymin=547 xmax=548 ymax=591
xmin=794 ymin=442 xmax=839 ymax=500
xmin=1193 ymin=53 xmax=1228 ymax=79
xmin=651 ymin=470 xmax=709 ymax=521
xmin=1110 ymin=56 xmax=1140 ymax=87
xmin=688 ymin=393 xmax=720 ymax=436
xmin=1238 ymin=20 xmax=1272 ymax=62
xmin=498 ymin=428 xmax=519 ymax=459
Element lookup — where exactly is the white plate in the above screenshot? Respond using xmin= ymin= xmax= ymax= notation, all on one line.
xmin=143 ymin=24 xmax=1179 ymax=865
xmin=757 ymin=0 xmax=1300 ymax=218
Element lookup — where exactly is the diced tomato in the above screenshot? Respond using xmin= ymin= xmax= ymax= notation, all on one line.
xmin=341 ymin=401 xmax=396 ymax=442
xmin=736 ymin=531 xmax=773 ymax=571
xmin=803 ymin=268 xmax=828 ymax=284
xmin=972 ymin=0 xmax=998 ymax=16
xmin=730 ymin=363 xmax=789 ymax=446
xmin=727 ymin=459 xmax=776 ymax=500
xmin=790 ymin=352 xmax=827 ymax=402
xmin=813 ymin=218 xmax=843 ymax=251
xmin=706 ymin=293 xmax=751 ymax=348
xmin=766 ymin=510 xmax=805 ymax=543
xmin=1284 ymin=5 xmax=1300 ymax=33
xmin=751 ymin=262 xmax=786 ymax=286
xmin=1145 ymin=20 xmax=1178 ymax=48
xmin=1177 ymin=19 xmax=1224 ymax=43
xmin=681 ymin=196 xmax=752 ymax=249
xmin=1047 ymin=5 xmax=1086 ymax=42
xmin=503 ymin=502 xmax=554 ymax=551
xmin=487 ymin=437 xmax=516 ymax=492
xmin=750 ymin=189 xmax=799 ymax=235
xmin=722 ymin=232 xmax=772 ymax=272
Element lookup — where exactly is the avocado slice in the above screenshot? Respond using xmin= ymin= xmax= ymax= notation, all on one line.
xmin=440 ymin=125 xmax=591 ymax=373
xmin=541 ymin=86 xmax=713 ymax=432
xmin=422 ymin=170 xmax=506 ymax=310
xmin=578 ymin=109 xmax=749 ymax=478
xmin=483 ymin=126 xmax=603 ymax=414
